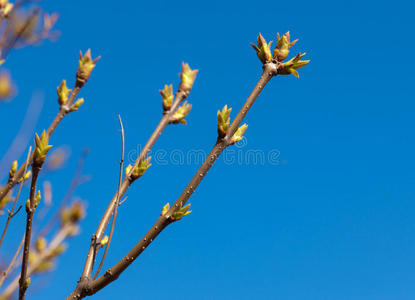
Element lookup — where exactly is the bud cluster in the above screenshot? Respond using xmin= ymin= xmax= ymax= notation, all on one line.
xmin=251 ymin=32 xmax=310 ymax=78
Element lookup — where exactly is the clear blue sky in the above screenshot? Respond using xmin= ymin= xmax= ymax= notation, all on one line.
xmin=1 ymin=0 xmax=415 ymax=299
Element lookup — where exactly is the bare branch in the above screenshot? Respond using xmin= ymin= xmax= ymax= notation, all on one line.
xmin=92 ymin=114 xmax=125 ymax=279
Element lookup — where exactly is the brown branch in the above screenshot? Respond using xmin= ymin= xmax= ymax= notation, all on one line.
xmin=78 ymin=88 xmax=189 ymax=281
xmin=0 ymin=65 xmax=90 ymax=201
xmin=67 ymin=62 xmax=278 ymax=299
xmin=18 ymin=160 xmax=42 ymax=300
xmin=0 ymin=146 xmax=32 ymax=249
xmin=92 ymin=115 xmax=125 ymax=280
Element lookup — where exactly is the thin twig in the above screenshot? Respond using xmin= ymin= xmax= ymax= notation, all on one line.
xmin=67 ymin=62 xmax=278 ymax=299
xmin=0 ymin=146 xmax=32 ymax=249
xmin=92 ymin=114 xmax=125 ymax=279
xmin=79 ymin=88 xmax=189 ymax=280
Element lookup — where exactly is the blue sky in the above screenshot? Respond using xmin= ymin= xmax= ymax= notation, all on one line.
xmin=1 ymin=0 xmax=415 ymax=299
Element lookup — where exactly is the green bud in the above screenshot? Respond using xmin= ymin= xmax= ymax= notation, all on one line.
xmin=9 ymin=160 xmax=17 ymax=177
xmin=57 ymin=80 xmax=71 ymax=105
xmin=70 ymin=98 xmax=84 ymax=111
xmin=231 ymin=124 xmax=248 ymax=144
xmin=160 ymin=84 xmax=174 ymax=111
xmin=170 ymin=101 xmax=192 ymax=125
xmin=77 ymin=49 xmax=100 ymax=84
xmin=23 ymin=170 xmax=31 ymax=181
xmin=171 ymin=203 xmax=192 ymax=221
xmin=61 ymin=201 xmax=85 ymax=225
xmin=217 ymin=105 xmax=232 ymax=137
xmin=35 ymin=237 xmax=47 ymax=252
xmin=129 ymin=156 xmax=152 ymax=180
xmin=278 ymin=52 xmax=310 ymax=78
xmin=24 ymin=277 xmax=31 ymax=289
xmin=273 ymin=31 xmax=298 ymax=62
xmin=49 ymin=244 xmax=66 ymax=258
xmin=179 ymin=63 xmax=198 ymax=94
xmin=161 ymin=203 xmax=170 ymax=216
xmin=100 ymin=235 xmax=109 ymax=246
xmin=34 ymin=130 xmax=52 ymax=165
xmin=251 ymin=33 xmax=273 ymax=64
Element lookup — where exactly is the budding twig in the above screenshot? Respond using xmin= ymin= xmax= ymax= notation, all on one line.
xmin=0 ymin=51 xmax=98 ymax=202
xmin=19 ymin=131 xmax=52 ymax=300
xmin=78 ymin=64 xmax=196 ymax=282
xmin=85 ymin=63 xmax=277 ymax=296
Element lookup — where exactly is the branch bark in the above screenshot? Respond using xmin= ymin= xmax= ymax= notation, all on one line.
xmin=18 ymin=160 xmax=41 ymax=300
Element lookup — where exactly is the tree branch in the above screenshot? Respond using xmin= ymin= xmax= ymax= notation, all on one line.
xmin=18 ymin=160 xmax=41 ymax=300
xmin=67 ymin=62 xmax=278 ymax=299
